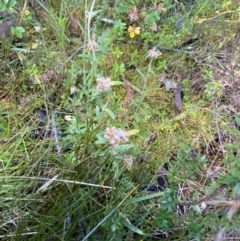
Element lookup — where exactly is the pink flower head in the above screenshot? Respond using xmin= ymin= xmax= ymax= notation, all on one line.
xmin=123 ymin=155 xmax=133 ymax=167
xmin=128 ymin=6 xmax=140 ymax=21
xmin=87 ymin=39 xmax=98 ymax=51
xmin=96 ymin=77 xmax=112 ymax=92
xmin=147 ymin=47 xmax=162 ymax=59
xmin=104 ymin=127 xmax=129 ymax=147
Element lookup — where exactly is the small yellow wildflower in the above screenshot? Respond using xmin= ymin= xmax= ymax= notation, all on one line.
xmin=128 ymin=26 xmax=140 ymax=38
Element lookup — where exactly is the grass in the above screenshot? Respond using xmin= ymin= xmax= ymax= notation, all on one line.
xmin=1 ymin=0 xmax=240 ymax=240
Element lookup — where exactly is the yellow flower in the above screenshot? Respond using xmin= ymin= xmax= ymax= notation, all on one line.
xmin=128 ymin=26 xmax=140 ymax=38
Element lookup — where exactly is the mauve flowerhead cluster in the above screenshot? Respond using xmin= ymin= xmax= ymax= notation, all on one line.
xmin=96 ymin=77 xmax=112 ymax=92
xmin=147 ymin=47 xmax=162 ymax=59
xmin=104 ymin=127 xmax=129 ymax=147
xmin=123 ymin=155 xmax=133 ymax=167
xmin=128 ymin=6 xmax=140 ymax=21
xmin=87 ymin=39 xmax=98 ymax=51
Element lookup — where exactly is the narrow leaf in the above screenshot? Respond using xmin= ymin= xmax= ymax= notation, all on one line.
xmin=124 ymin=192 xmax=164 ymax=205
xmin=103 ymin=108 xmax=115 ymax=119
xmin=123 ymin=220 xmax=145 ymax=235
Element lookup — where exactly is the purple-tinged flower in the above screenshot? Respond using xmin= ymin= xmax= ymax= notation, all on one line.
xmin=104 ymin=127 xmax=129 ymax=147
xmin=147 ymin=47 xmax=162 ymax=59
xmin=96 ymin=77 xmax=112 ymax=92
xmin=128 ymin=6 xmax=140 ymax=21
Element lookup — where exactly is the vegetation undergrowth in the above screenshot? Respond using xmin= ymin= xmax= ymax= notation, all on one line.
xmin=1 ymin=0 xmax=240 ymax=240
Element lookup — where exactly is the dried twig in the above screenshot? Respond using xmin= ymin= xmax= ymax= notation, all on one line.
xmin=180 ymin=199 xmax=240 ymax=207
xmin=178 ymin=187 xmax=240 ymax=241
xmin=122 ymin=77 xmax=142 ymax=94
xmin=173 ymin=85 xmax=182 ymax=116
xmin=214 ymin=194 xmax=240 ymax=241
xmin=19 ymin=0 xmax=28 ymax=24
xmin=178 ymin=185 xmax=227 ymax=206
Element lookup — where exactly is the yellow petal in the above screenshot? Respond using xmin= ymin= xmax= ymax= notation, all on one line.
xmin=128 ymin=26 xmax=134 ymax=33
xmin=129 ymin=32 xmax=135 ymax=38
xmin=31 ymin=42 xmax=38 ymax=49
xmin=134 ymin=27 xmax=140 ymax=35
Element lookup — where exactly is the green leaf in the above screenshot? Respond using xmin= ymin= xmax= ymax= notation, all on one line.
xmin=103 ymin=107 xmax=115 ymax=119
xmin=95 ymin=106 xmax=100 ymax=121
xmin=233 ymin=183 xmax=240 ymax=194
xmin=127 ymin=129 xmax=140 ymax=136
xmin=113 ymin=143 xmax=135 ymax=153
xmin=88 ymin=9 xmax=102 ymax=19
xmin=124 ymin=192 xmax=164 ymax=205
xmin=235 ymin=116 xmax=240 ymax=127
xmin=193 ymin=205 xmax=202 ymax=214
xmin=111 ymin=81 xmax=123 ymax=86
xmin=136 ymin=68 xmax=146 ymax=81
xmin=11 ymin=26 xmax=25 ymax=38
xmin=123 ymin=220 xmax=145 ymax=235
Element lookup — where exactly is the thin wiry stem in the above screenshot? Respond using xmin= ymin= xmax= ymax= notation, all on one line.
xmin=87 ymin=0 xmax=97 ymax=60
xmin=82 ymin=186 xmax=138 ymax=241
xmin=0 ymin=176 xmax=115 ymax=189
xmin=0 ymin=232 xmax=38 ymax=238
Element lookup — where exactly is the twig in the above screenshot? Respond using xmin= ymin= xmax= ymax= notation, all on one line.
xmin=214 ymin=194 xmax=240 ymax=241
xmin=87 ymin=0 xmax=97 ymax=60
xmin=202 ymin=199 xmax=240 ymax=207
xmin=179 ymin=199 xmax=240 ymax=207
xmin=178 ymin=185 xmax=227 ymax=206
xmin=178 ymin=189 xmax=240 ymax=241
xmin=122 ymin=77 xmax=142 ymax=94
xmin=19 ymin=0 xmax=28 ymax=24
xmin=65 ymin=45 xmax=84 ymax=63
